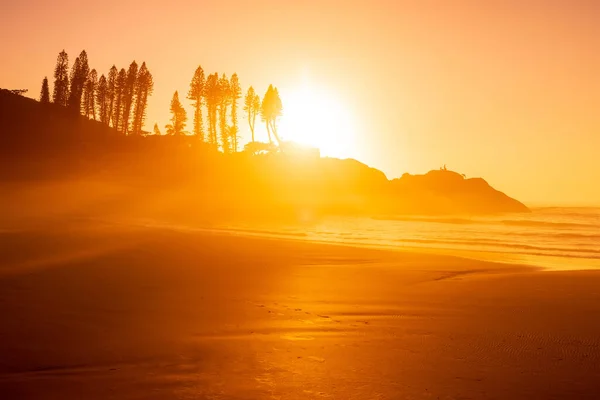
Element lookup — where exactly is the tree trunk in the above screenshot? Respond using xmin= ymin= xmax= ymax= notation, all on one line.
xmin=266 ymin=120 xmax=273 ymax=144
xmin=270 ymin=120 xmax=282 ymax=147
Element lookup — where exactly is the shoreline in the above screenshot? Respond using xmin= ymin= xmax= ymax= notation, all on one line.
xmin=4 ymin=213 xmax=599 ymax=273
xmin=102 ymin=217 xmax=595 ymax=272
xmin=2 ymin=221 xmax=600 ymax=398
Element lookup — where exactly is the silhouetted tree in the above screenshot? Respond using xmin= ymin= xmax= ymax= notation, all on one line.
xmin=261 ymin=85 xmax=283 ymax=146
xmin=113 ymin=68 xmax=127 ymax=133
xmin=218 ymin=74 xmax=231 ymax=152
xmin=244 ymin=86 xmax=260 ymax=143
xmin=165 ymin=91 xmax=187 ymax=136
xmin=261 ymin=85 xmax=273 ymax=144
xmin=227 ymin=125 xmax=239 ymax=152
xmin=204 ymin=73 xmax=219 ymax=146
xmin=52 ymin=50 xmax=69 ymax=106
xmin=153 ymin=123 xmax=162 ymax=136
xmin=106 ymin=65 xmax=118 ymax=126
xmin=8 ymin=89 xmax=28 ymax=96
xmin=40 ymin=77 xmax=50 ymax=104
xmin=83 ymin=69 xmax=98 ymax=120
xmin=68 ymin=50 xmax=89 ymax=114
xmin=68 ymin=57 xmax=81 ymax=110
xmin=121 ymin=61 xmax=138 ymax=134
xmin=96 ymin=74 xmax=109 ymax=124
xmin=229 ymin=73 xmax=241 ymax=152
xmin=188 ymin=66 xmax=205 ymax=140
xmin=244 ymin=141 xmax=276 ymax=155
xmin=270 ymin=87 xmax=283 ymax=145
xmin=132 ymin=62 xmax=153 ymax=135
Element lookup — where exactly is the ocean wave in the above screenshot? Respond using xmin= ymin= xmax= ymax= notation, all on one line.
xmin=372 ymin=215 xmax=599 ymax=230
xmin=495 ymin=230 xmax=600 ymax=241
xmin=217 ymin=227 xmax=308 ymax=238
xmin=531 ymin=207 xmax=600 ymax=217
xmin=372 ymin=216 xmax=478 ymax=225
xmin=391 ymin=237 xmax=600 ymax=258
xmin=500 ymin=220 xmax=597 ymax=229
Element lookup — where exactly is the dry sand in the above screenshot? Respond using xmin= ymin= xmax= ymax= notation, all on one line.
xmin=1 ymin=222 xmax=600 ymax=399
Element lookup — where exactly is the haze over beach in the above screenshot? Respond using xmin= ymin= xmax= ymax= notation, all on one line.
xmin=2 ymin=1 xmax=600 ymax=399
xmin=3 ymin=0 xmax=600 ymax=204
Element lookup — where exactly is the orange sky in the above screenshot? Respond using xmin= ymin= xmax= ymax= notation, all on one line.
xmin=2 ymin=0 xmax=599 ymax=205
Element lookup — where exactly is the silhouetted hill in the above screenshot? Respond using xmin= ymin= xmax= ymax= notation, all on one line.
xmin=0 ymin=90 xmax=529 ymax=220
xmin=389 ymin=170 xmax=530 ymax=214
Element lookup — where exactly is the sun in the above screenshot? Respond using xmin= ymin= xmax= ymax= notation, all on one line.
xmin=278 ymin=85 xmax=357 ymax=159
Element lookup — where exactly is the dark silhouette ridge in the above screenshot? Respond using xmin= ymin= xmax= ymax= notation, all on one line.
xmin=0 ymin=90 xmax=529 ymax=222
xmin=389 ymin=170 xmax=530 ymax=215
xmin=4 ymin=89 xmax=28 ymax=96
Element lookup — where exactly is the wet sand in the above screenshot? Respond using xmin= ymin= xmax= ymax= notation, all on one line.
xmin=1 ymin=223 xmax=600 ymax=399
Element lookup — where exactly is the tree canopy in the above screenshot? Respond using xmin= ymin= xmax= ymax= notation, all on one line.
xmin=40 ymin=50 xmax=287 ymax=154
xmin=165 ymin=91 xmax=187 ymax=136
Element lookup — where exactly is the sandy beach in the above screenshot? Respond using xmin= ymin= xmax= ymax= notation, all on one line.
xmin=0 ymin=222 xmax=599 ymax=399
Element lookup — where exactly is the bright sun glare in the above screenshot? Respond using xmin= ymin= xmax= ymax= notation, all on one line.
xmin=279 ymin=85 xmax=357 ymax=159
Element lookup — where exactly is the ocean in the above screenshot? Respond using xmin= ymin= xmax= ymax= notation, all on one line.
xmin=209 ymin=207 xmax=600 ymax=271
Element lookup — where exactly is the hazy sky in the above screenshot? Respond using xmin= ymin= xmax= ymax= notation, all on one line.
xmin=2 ymin=0 xmax=599 ymax=205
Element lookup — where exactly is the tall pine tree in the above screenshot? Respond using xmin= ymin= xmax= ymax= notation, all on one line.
xmin=244 ymin=86 xmax=260 ymax=143
xmin=204 ymin=73 xmax=219 ymax=145
xmin=261 ymin=85 xmax=283 ymax=146
xmin=113 ymin=68 xmax=127 ymax=133
xmin=83 ymin=69 xmax=98 ymax=120
xmin=131 ymin=62 xmax=153 ymax=135
xmin=52 ymin=50 xmax=69 ymax=106
xmin=218 ymin=74 xmax=231 ymax=152
xmin=188 ymin=66 xmax=205 ymax=140
xmin=68 ymin=50 xmax=89 ymax=114
xmin=165 ymin=91 xmax=187 ymax=136
xmin=229 ymin=73 xmax=241 ymax=152
xmin=106 ymin=65 xmax=118 ymax=126
xmin=96 ymin=74 xmax=109 ymax=124
xmin=120 ymin=61 xmax=138 ymax=135
xmin=68 ymin=57 xmax=81 ymax=111
xmin=40 ymin=77 xmax=50 ymax=104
